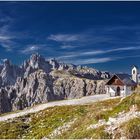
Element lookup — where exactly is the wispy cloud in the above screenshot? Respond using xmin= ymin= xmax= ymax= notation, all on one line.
xmin=101 ymin=46 xmax=140 ymax=55
xmin=58 ymin=46 xmax=140 ymax=59
xmin=60 ymin=44 xmax=79 ymax=49
xmin=47 ymin=33 xmax=109 ymax=45
xmin=57 ymin=50 xmax=103 ymax=59
xmin=68 ymin=57 xmax=113 ymax=65
xmin=20 ymin=45 xmax=40 ymax=54
xmin=0 ymin=17 xmax=16 ymax=51
xmin=76 ymin=57 xmax=114 ymax=65
xmin=48 ymin=34 xmax=79 ymax=42
xmin=63 ymin=54 xmax=140 ymax=65
xmin=0 ymin=34 xmax=14 ymax=51
xmin=0 ymin=36 xmax=11 ymax=40
xmin=48 ymin=25 xmax=140 ymax=52
xmin=0 ymin=15 xmax=35 ymax=52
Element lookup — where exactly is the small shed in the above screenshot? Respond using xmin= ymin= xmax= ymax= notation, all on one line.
xmin=106 ymin=74 xmax=137 ymax=97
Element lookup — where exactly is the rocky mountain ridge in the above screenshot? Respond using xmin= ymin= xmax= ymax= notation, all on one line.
xmin=0 ymin=54 xmax=110 ymax=114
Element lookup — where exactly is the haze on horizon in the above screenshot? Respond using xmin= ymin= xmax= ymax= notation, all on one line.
xmin=0 ymin=1 xmax=140 ymax=73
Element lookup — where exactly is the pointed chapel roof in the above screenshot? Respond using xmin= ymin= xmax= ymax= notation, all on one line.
xmin=106 ymin=73 xmax=137 ymax=86
xmin=132 ymin=65 xmax=138 ymax=69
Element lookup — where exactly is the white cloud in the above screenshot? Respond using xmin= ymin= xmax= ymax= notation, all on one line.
xmin=64 ymin=57 xmax=113 ymax=65
xmin=58 ymin=46 xmax=140 ymax=59
xmin=47 ymin=26 xmax=140 ymax=51
xmin=0 ymin=36 xmax=11 ymax=40
xmin=48 ymin=34 xmax=79 ymax=42
xmin=0 ymin=43 xmax=13 ymax=51
xmin=21 ymin=45 xmax=40 ymax=54
xmin=57 ymin=50 xmax=104 ymax=59
xmin=106 ymin=46 xmax=140 ymax=53
xmin=64 ymin=54 xmax=140 ymax=65
xmin=60 ymin=44 xmax=79 ymax=49
xmin=0 ymin=24 xmax=16 ymax=51
xmin=0 ymin=35 xmax=14 ymax=51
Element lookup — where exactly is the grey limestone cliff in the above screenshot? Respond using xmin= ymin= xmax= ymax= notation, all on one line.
xmin=0 ymin=54 xmax=110 ymax=114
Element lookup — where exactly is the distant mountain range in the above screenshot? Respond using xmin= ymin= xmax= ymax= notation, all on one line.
xmin=0 ymin=53 xmax=110 ymax=114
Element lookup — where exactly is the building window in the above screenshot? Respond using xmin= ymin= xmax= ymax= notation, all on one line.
xmin=133 ymin=70 xmax=135 ymax=74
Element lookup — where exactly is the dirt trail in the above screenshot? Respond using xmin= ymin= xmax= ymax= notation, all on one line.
xmin=0 ymin=94 xmax=116 ymax=122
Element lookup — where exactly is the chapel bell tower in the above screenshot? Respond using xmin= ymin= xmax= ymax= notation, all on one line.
xmin=132 ymin=65 xmax=138 ymax=83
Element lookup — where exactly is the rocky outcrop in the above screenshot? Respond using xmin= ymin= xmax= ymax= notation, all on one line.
xmin=0 ymin=70 xmax=107 ymax=113
xmin=0 ymin=53 xmax=110 ymax=114
xmin=0 ymin=59 xmax=22 ymax=86
xmin=53 ymin=77 xmax=106 ymax=99
xmin=87 ymin=105 xmax=140 ymax=139
xmin=0 ymin=65 xmax=3 ymax=73
xmin=49 ymin=58 xmax=60 ymax=70
xmin=53 ymin=77 xmax=86 ymax=99
xmin=0 ymin=88 xmax=11 ymax=113
xmin=22 ymin=54 xmax=52 ymax=77
xmin=10 ymin=70 xmax=56 ymax=111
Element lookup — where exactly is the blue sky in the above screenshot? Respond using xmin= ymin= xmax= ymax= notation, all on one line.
xmin=0 ymin=2 xmax=140 ymax=73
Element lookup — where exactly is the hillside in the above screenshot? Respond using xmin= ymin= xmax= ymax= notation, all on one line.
xmin=0 ymin=91 xmax=140 ymax=139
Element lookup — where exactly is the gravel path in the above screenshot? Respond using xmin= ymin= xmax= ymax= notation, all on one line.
xmin=0 ymin=94 xmax=116 ymax=122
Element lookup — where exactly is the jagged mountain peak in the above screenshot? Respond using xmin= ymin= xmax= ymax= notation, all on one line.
xmin=0 ymin=53 xmax=110 ymax=87
xmin=0 ymin=59 xmax=22 ymax=86
xmin=29 ymin=53 xmax=46 ymax=68
xmin=0 ymin=53 xmax=111 ymax=114
xmin=3 ymin=59 xmax=11 ymax=67
xmin=0 ymin=64 xmax=3 ymax=72
xmin=30 ymin=53 xmax=44 ymax=62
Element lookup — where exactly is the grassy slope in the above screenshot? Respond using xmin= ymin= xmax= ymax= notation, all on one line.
xmin=0 ymin=92 xmax=140 ymax=139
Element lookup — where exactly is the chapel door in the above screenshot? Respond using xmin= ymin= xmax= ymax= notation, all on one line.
xmin=116 ymin=86 xmax=120 ymax=96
